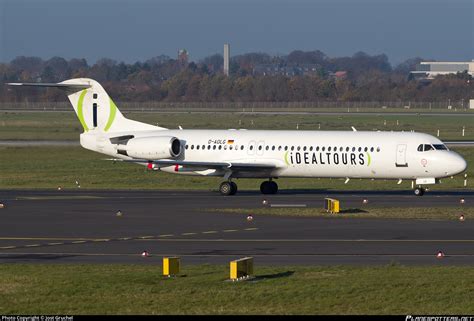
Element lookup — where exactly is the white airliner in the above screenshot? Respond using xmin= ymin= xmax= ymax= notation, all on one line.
xmin=8 ymin=78 xmax=467 ymax=196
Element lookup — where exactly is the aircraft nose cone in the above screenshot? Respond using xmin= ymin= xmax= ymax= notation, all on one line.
xmin=452 ymin=153 xmax=467 ymax=175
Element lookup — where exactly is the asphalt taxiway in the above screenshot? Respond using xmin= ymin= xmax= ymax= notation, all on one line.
xmin=0 ymin=189 xmax=473 ymax=265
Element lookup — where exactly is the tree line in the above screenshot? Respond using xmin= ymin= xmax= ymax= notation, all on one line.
xmin=0 ymin=51 xmax=472 ymax=102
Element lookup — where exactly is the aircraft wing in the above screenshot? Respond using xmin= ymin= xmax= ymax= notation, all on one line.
xmin=109 ymin=159 xmax=277 ymax=171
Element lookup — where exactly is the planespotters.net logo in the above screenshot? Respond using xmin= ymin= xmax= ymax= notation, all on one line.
xmin=406 ymin=316 xmax=474 ymax=321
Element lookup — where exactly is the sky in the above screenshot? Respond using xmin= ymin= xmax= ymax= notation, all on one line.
xmin=0 ymin=0 xmax=472 ymax=66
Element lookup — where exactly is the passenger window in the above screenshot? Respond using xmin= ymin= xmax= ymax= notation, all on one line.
xmin=364 ymin=147 xmax=368 ymax=152
xmin=272 ymin=146 xmax=275 ymax=151
xmin=250 ymin=146 xmax=254 ymax=150
xmin=208 ymin=145 xmax=211 ymax=150
xmin=291 ymin=146 xmax=294 ymax=151
xmin=219 ymin=145 xmax=222 ymax=150
xmin=346 ymin=147 xmax=349 ymax=152
xmin=328 ymin=147 xmax=332 ymax=151
xmin=370 ymin=147 xmax=374 ymax=152
xmin=265 ymin=146 xmax=269 ymax=151
xmin=202 ymin=145 xmax=205 ymax=149
xmin=241 ymin=145 xmax=244 ymax=150
xmin=230 ymin=145 xmax=233 ymax=150
xmin=224 ymin=145 xmax=227 ymax=150
xmin=196 ymin=145 xmax=200 ymax=150
xmin=339 ymin=147 xmax=343 ymax=152
xmin=376 ymin=147 xmax=380 ymax=152
xmin=278 ymin=146 xmax=282 ymax=151
xmin=213 ymin=145 xmax=216 ymax=150
xmin=191 ymin=145 xmax=194 ymax=150
xmin=322 ymin=147 xmax=326 ymax=151
xmin=303 ymin=146 xmax=307 ymax=151
xmin=297 ymin=146 xmax=301 ymax=151
xmin=316 ymin=146 xmax=319 ymax=151
xmin=358 ymin=147 xmax=362 ymax=152
xmin=352 ymin=147 xmax=356 ymax=152
xmin=285 ymin=146 xmax=288 ymax=151
xmin=309 ymin=146 xmax=313 ymax=151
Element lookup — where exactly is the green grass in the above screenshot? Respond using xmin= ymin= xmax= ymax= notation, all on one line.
xmin=2 ymin=111 xmax=474 ymax=140
xmin=0 ymin=264 xmax=473 ymax=314
xmin=0 ymin=146 xmax=471 ymax=191
xmin=214 ymin=207 xmax=472 ymax=220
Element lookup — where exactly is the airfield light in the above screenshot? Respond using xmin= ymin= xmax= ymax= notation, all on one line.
xmin=459 ymin=214 xmax=465 ymax=222
xmin=436 ymin=251 xmax=445 ymax=259
xmin=141 ymin=250 xmax=150 ymax=257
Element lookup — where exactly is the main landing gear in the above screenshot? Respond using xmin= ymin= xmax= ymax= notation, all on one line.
xmin=219 ymin=181 xmax=238 ymax=196
xmin=414 ymin=187 xmax=425 ymax=196
xmin=218 ymin=180 xmax=279 ymax=196
xmin=260 ymin=180 xmax=278 ymax=195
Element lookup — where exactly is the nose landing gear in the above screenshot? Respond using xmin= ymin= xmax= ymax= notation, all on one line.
xmin=414 ymin=187 xmax=425 ymax=196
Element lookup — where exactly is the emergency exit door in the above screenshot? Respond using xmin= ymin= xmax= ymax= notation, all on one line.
xmin=396 ymin=144 xmax=408 ymax=167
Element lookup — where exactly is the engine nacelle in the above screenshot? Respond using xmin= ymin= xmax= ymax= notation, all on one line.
xmin=116 ymin=136 xmax=182 ymax=159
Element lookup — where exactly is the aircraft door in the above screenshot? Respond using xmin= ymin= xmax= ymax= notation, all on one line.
xmin=396 ymin=144 xmax=408 ymax=167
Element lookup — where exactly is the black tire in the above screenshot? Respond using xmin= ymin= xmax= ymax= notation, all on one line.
xmin=219 ymin=182 xmax=233 ymax=196
xmin=230 ymin=182 xmax=238 ymax=195
xmin=260 ymin=181 xmax=271 ymax=194
xmin=414 ymin=188 xmax=425 ymax=196
xmin=269 ymin=181 xmax=278 ymax=194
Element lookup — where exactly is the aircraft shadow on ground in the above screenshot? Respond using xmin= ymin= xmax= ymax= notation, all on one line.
xmin=251 ymin=271 xmax=295 ymax=281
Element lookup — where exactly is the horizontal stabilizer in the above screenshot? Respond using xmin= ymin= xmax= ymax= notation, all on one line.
xmin=7 ymin=82 xmax=91 ymax=90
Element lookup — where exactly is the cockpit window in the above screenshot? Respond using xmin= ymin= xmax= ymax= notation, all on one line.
xmin=424 ymin=144 xmax=434 ymax=151
xmin=433 ymin=144 xmax=448 ymax=150
xmin=417 ymin=144 xmax=423 ymax=152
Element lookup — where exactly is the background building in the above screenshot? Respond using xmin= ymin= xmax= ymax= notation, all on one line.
xmin=223 ymin=44 xmax=230 ymax=76
xmin=178 ymin=49 xmax=189 ymax=65
xmin=411 ymin=61 xmax=474 ymax=79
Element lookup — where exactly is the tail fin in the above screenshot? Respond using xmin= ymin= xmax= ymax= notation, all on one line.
xmin=8 ymin=78 xmax=165 ymax=133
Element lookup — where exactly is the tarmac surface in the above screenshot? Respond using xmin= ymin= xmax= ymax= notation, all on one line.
xmin=1 ymin=189 xmax=474 ymax=265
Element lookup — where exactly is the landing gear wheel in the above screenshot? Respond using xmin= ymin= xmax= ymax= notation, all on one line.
xmin=269 ymin=181 xmax=278 ymax=194
xmin=219 ymin=182 xmax=232 ymax=196
xmin=414 ymin=187 xmax=425 ymax=196
xmin=260 ymin=181 xmax=278 ymax=194
xmin=229 ymin=182 xmax=238 ymax=195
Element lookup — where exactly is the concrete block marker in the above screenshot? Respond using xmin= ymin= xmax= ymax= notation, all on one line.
xmin=230 ymin=257 xmax=254 ymax=281
xmin=163 ymin=257 xmax=180 ymax=277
